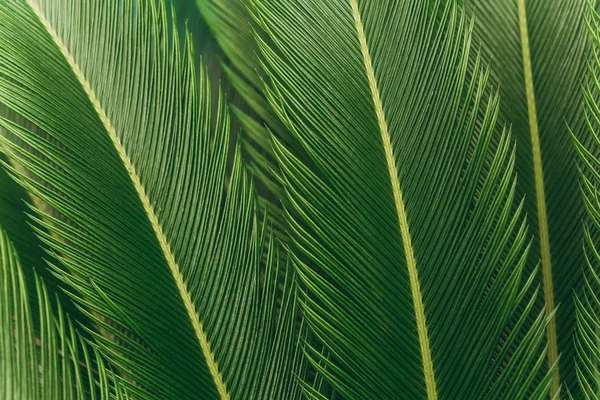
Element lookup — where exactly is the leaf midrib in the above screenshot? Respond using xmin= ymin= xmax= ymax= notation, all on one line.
xmin=516 ymin=1 xmax=559 ymax=396
xmin=350 ymin=1 xmax=437 ymax=398
xmin=25 ymin=2 xmax=230 ymax=398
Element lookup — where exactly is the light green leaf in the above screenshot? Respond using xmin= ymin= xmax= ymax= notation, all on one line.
xmin=0 ymin=116 xmax=90 ymax=327
xmin=0 ymin=224 xmax=127 ymax=400
xmin=0 ymin=155 xmax=42 ymax=279
xmin=461 ymin=1 xmax=594 ymax=394
xmin=0 ymin=154 xmax=54 ymax=303
xmin=252 ymin=0 xmax=552 ymax=399
xmin=0 ymin=0 xmax=304 ymax=398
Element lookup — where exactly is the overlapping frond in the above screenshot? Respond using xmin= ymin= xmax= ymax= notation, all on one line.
xmin=0 ymin=0 xmax=303 ymax=398
xmin=572 ymin=6 xmax=600 ymax=398
xmin=195 ymin=0 xmax=304 ymax=237
xmin=0 ymin=154 xmax=51 ymax=297
xmin=251 ymin=0 xmax=552 ymax=398
xmin=459 ymin=0 xmax=594 ymax=393
xmin=0 ymin=225 xmax=127 ymax=400
xmin=167 ymin=0 xmax=248 ymax=138
xmin=0 ymin=118 xmax=85 ymax=324
xmin=0 ymin=156 xmax=41 ymax=277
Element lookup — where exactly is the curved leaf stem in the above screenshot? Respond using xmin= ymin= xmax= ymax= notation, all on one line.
xmin=516 ymin=0 xmax=559 ymax=396
xmin=350 ymin=1 xmax=438 ymax=398
xmin=25 ymin=2 xmax=231 ymax=398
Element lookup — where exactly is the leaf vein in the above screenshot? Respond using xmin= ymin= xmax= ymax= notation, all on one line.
xmin=516 ymin=1 xmax=559 ymax=395
xmin=350 ymin=2 xmax=437 ymax=398
xmin=25 ymin=2 xmax=230 ymax=398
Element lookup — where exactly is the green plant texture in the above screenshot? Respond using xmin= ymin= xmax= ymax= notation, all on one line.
xmin=2 ymin=0 xmax=600 ymax=399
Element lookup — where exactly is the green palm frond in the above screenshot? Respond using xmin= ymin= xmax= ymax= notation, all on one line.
xmin=195 ymin=0 xmax=262 ymax=89
xmin=167 ymin=0 xmax=249 ymax=138
xmin=0 ymin=155 xmax=40 ymax=274
xmin=0 ymin=224 xmax=127 ymax=400
xmin=572 ymin=5 xmax=600 ymax=398
xmin=195 ymin=0 xmax=304 ymax=237
xmin=0 ymin=134 xmax=87 ymax=327
xmin=0 ymin=0 xmax=304 ymax=399
xmin=251 ymin=0 xmax=552 ymax=399
xmin=0 ymin=154 xmax=51 ymax=294
xmin=460 ymin=0 xmax=594 ymax=393
xmin=0 ymin=108 xmax=101 ymax=325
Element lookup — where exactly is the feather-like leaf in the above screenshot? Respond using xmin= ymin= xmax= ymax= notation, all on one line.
xmin=0 ymin=0 xmax=303 ymax=398
xmin=571 ymin=5 xmax=600 ymax=398
xmin=0 ymin=224 xmax=127 ymax=399
xmin=0 ymin=120 xmax=86 ymax=326
xmin=0 ymin=154 xmax=54 ymax=302
xmin=195 ymin=0 xmax=305 ymax=237
xmin=0 ymin=156 xmax=43 ymax=280
xmin=252 ymin=1 xmax=552 ymax=399
xmin=167 ymin=0 xmax=249 ymax=139
xmin=461 ymin=0 xmax=594 ymax=393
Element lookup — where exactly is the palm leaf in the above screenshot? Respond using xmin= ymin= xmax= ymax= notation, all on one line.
xmin=251 ymin=0 xmax=552 ymax=398
xmin=0 ymin=224 xmax=127 ymax=399
xmin=0 ymin=154 xmax=53 ymax=298
xmin=0 ymin=0 xmax=304 ymax=398
xmin=0 ymin=156 xmax=42 ymax=277
xmin=571 ymin=5 xmax=600 ymax=398
xmin=195 ymin=0 xmax=306 ymax=237
xmin=167 ymin=0 xmax=250 ymax=139
xmin=0 ymin=118 xmax=88 ymax=325
xmin=460 ymin=0 xmax=594 ymax=394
